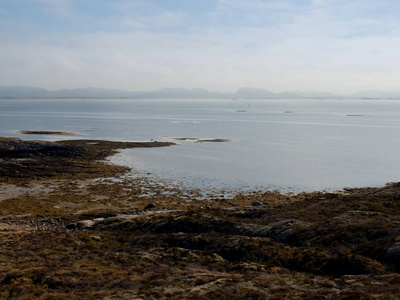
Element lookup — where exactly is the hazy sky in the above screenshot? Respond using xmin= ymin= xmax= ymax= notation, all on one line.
xmin=1 ymin=0 xmax=400 ymax=93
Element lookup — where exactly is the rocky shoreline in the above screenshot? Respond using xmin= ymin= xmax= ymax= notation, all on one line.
xmin=0 ymin=137 xmax=399 ymax=299
xmin=0 ymin=137 xmax=174 ymax=183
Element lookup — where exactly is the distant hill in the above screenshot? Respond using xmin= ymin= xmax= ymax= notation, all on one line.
xmin=1 ymin=86 xmax=398 ymax=99
xmin=0 ymin=86 xmax=50 ymax=98
xmin=0 ymin=86 xmax=231 ymax=99
xmin=50 ymin=88 xmax=143 ymax=98
xmin=233 ymin=88 xmax=344 ymax=99
xmin=138 ymin=88 xmax=231 ymax=99
xmin=234 ymin=87 xmax=278 ymax=99
xmin=279 ymin=91 xmax=300 ymax=98
xmin=290 ymin=91 xmax=342 ymax=99
xmin=351 ymin=90 xmax=400 ymax=99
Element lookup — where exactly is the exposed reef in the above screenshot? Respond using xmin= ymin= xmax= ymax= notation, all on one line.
xmin=19 ymin=130 xmax=80 ymax=135
xmin=170 ymin=137 xmax=231 ymax=143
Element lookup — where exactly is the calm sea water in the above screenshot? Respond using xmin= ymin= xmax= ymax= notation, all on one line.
xmin=1 ymin=98 xmax=400 ymax=192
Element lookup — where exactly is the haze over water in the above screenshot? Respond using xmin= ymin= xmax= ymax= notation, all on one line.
xmin=1 ymin=98 xmax=400 ymax=192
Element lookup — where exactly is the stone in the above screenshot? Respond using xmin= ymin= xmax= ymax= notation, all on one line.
xmin=65 ymin=219 xmax=95 ymax=230
xmin=144 ymin=203 xmax=156 ymax=210
xmin=76 ymin=220 xmax=95 ymax=229
xmin=65 ymin=223 xmax=77 ymax=230
xmin=90 ymin=235 xmax=102 ymax=242
xmin=251 ymin=201 xmax=262 ymax=207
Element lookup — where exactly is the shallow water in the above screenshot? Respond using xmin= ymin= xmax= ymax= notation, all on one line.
xmin=1 ymin=98 xmax=400 ymax=192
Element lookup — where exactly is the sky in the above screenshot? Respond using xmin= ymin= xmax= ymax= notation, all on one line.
xmin=1 ymin=0 xmax=400 ymax=93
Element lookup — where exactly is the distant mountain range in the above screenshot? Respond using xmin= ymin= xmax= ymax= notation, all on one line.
xmin=1 ymin=86 xmax=400 ymax=99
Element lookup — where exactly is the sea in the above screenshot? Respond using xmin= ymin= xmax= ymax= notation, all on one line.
xmin=1 ymin=98 xmax=400 ymax=193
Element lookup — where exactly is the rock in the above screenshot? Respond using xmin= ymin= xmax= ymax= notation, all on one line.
xmin=212 ymin=253 xmax=225 ymax=262
xmin=386 ymin=235 xmax=400 ymax=269
xmin=76 ymin=220 xmax=95 ymax=229
xmin=73 ymin=240 xmax=83 ymax=246
xmin=65 ymin=223 xmax=77 ymax=230
xmin=144 ymin=203 xmax=156 ymax=210
xmin=65 ymin=220 xmax=95 ymax=230
xmin=0 ymin=137 xmax=84 ymax=158
xmin=266 ymin=219 xmax=308 ymax=242
xmin=251 ymin=201 xmax=262 ymax=207
xmin=90 ymin=235 xmax=102 ymax=242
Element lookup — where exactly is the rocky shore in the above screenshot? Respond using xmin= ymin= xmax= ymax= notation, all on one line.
xmin=0 ymin=137 xmax=399 ymax=299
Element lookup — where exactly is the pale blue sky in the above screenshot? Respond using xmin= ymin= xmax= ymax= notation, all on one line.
xmin=1 ymin=0 xmax=400 ymax=93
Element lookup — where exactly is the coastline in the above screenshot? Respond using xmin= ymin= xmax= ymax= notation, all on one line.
xmin=0 ymin=137 xmax=399 ymax=299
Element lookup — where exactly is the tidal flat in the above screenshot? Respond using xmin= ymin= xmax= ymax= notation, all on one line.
xmin=0 ymin=137 xmax=399 ymax=299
